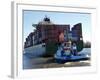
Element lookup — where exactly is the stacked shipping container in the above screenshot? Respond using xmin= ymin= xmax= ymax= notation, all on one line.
xmin=32 ymin=18 xmax=70 ymax=45
xmin=71 ymin=23 xmax=83 ymax=52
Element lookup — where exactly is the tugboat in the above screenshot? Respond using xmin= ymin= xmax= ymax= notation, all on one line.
xmin=54 ymin=41 xmax=90 ymax=63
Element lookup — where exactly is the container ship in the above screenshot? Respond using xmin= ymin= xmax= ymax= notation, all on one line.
xmin=24 ymin=16 xmax=83 ymax=57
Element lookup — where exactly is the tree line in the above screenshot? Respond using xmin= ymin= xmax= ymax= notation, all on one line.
xmin=83 ymin=41 xmax=91 ymax=48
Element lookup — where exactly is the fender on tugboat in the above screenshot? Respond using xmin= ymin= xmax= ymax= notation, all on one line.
xmin=54 ymin=52 xmax=90 ymax=63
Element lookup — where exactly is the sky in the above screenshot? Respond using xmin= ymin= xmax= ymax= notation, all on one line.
xmin=23 ymin=10 xmax=91 ymax=42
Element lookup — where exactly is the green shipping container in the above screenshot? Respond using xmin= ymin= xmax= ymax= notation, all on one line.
xmin=76 ymin=40 xmax=83 ymax=52
xmin=45 ymin=42 xmax=58 ymax=57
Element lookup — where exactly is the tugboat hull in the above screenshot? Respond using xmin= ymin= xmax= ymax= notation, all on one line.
xmin=54 ymin=52 xmax=90 ymax=63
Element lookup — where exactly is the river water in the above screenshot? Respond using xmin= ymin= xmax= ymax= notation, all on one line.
xmin=23 ymin=48 xmax=91 ymax=69
xmin=78 ymin=48 xmax=91 ymax=55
